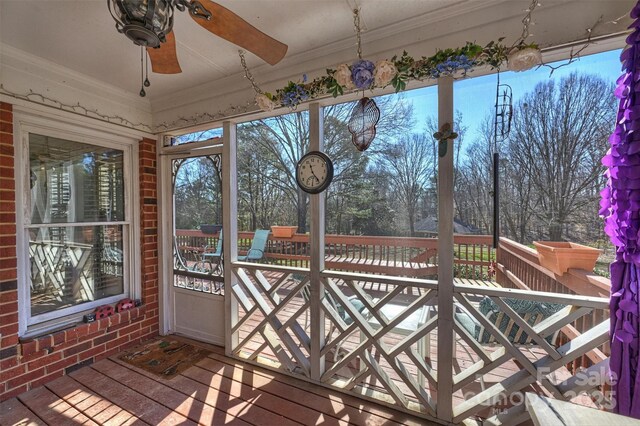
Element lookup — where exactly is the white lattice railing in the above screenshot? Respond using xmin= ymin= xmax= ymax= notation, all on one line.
xmin=452 ymin=284 xmax=610 ymax=424
xmin=228 ymin=262 xmax=611 ymax=424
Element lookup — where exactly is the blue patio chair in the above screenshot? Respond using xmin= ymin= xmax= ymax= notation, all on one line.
xmin=201 ymin=231 xmax=223 ymax=273
xmin=237 ymin=229 xmax=270 ymax=262
xmin=300 ymin=283 xmax=369 ymax=361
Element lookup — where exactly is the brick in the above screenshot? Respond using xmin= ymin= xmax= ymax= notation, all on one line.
xmin=78 ymin=344 xmax=105 ymax=362
xmin=0 ymin=280 xmax=17 ymax=292
xmin=51 ymin=338 xmax=79 ymax=353
xmin=27 ymin=351 xmax=62 ymax=371
xmin=93 ymin=331 xmax=117 ymax=346
xmin=106 ymin=335 xmax=129 ymax=351
xmin=65 ymin=357 xmax=94 ymax=375
xmin=0 ymin=355 xmax=18 ymax=370
xmin=65 ymin=327 xmax=79 ymax=341
xmin=1 ymin=334 xmax=18 ymax=348
xmin=118 ymin=322 xmax=143 ymax=337
xmin=36 ymin=335 xmax=53 ymax=351
xmin=0 ymin=133 xmax=13 ymax=147
xmin=63 ymin=341 xmax=91 ymax=357
xmin=95 ymin=346 xmax=120 ymax=362
xmin=52 ymin=331 xmax=65 ymax=346
xmin=20 ymin=340 xmax=37 ymax=357
xmin=0 ymin=235 xmax=16 ymax=248
xmin=0 ymin=122 xmax=12 ymax=134
xmin=0 ymin=323 xmax=18 ymax=337
xmin=0 ymin=346 xmax=17 ymax=359
xmin=0 ymin=289 xmax=17 ymax=303
xmin=19 ymin=349 xmax=48 ymax=364
xmin=29 ymin=370 xmax=64 ymax=390
xmin=0 ymin=384 xmax=27 ymax=401
xmin=7 ymin=367 xmax=44 ymax=389
xmin=46 ymin=355 xmax=77 ymax=374
xmin=108 ymin=314 xmax=122 ymax=327
xmin=0 ymin=270 xmax=17 ymax=281
xmin=0 ymin=364 xmax=25 ymax=382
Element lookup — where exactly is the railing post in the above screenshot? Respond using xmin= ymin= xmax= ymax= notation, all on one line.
xmin=309 ymin=102 xmax=326 ymax=380
xmin=437 ymin=75 xmax=455 ymax=422
xmin=223 ymin=120 xmax=239 ymax=355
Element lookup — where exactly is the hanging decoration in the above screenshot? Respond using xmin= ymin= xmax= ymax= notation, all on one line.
xmin=346 ymin=9 xmax=380 ymax=152
xmin=600 ymin=0 xmax=640 ymax=418
xmin=433 ymin=123 xmax=458 ymax=158
xmin=348 ymin=97 xmax=380 ymax=151
xmin=237 ymin=0 xmax=616 ymax=117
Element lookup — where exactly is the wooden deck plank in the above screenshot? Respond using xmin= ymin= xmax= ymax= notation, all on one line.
xmin=98 ymin=358 xmax=280 ymax=426
xmin=70 ymin=363 xmax=197 ymax=426
xmin=0 ymin=397 xmax=45 ymax=426
xmin=18 ymin=385 xmax=99 ymax=426
xmin=183 ymin=362 xmax=345 ymax=426
xmin=204 ymin=345 xmax=427 ymax=426
xmin=45 ymin=375 xmax=146 ymax=426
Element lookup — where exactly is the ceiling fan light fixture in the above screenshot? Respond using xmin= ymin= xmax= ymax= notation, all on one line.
xmin=108 ymin=0 xmax=175 ymax=48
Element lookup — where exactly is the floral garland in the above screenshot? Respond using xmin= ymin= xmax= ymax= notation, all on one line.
xmin=254 ymin=40 xmax=541 ymax=112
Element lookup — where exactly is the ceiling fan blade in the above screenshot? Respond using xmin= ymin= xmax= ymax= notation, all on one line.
xmin=146 ymin=31 xmax=182 ymax=74
xmin=190 ymin=0 xmax=288 ymax=65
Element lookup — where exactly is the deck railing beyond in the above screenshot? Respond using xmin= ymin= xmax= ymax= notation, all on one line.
xmin=496 ymin=237 xmax=610 ymax=373
xmin=175 ymin=230 xmax=494 ymax=279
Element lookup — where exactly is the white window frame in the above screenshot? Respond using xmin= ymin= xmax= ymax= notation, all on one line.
xmin=14 ymin=110 xmax=141 ymax=338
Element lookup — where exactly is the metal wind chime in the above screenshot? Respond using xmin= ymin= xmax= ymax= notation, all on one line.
xmin=347 ymin=9 xmax=380 ymax=152
xmin=492 ymin=72 xmax=513 ymax=248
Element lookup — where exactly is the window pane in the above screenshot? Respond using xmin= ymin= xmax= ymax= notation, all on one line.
xmin=29 ymin=134 xmax=125 ymax=224
xmin=30 ymin=225 xmax=124 ymax=316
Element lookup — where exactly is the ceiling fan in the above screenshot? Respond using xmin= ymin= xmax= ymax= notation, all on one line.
xmin=107 ymin=0 xmax=288 ymax=75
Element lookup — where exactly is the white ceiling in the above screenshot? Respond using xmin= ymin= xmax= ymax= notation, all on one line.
xmin=0 ymin=0 xmax=634 ymax=131
xmin=1 ymin=0 xmax=475 ymax=99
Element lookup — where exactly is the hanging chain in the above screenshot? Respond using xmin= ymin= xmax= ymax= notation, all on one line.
xmin=239 ymin=50 xmax=263 ymax=95
xmin=139 ymin=46 xmax=146 ymax=97
xmin=353 ymin=8 xmax=363 ymax=60
xmin=512 ymin=0 xmax=540 ymax=48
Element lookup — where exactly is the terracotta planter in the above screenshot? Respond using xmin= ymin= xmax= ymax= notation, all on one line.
xmin=533 ymin=241 xmax=602 ymax=275
xmin=271 ymin=226 xmax=298 ymax=238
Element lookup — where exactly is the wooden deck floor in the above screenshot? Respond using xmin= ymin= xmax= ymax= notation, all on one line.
xmin=0 ymin=337 xmax=436 ymax=426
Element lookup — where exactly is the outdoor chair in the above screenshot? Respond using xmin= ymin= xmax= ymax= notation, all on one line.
xmin=200 ymin=231 xmax=223 ymax=274
xmin=237 ymin=229 xmax=269 ymax=262
xmin=300 ymin=284 xmax=369 ymax=361
xmin=454 ymin=297 xmax=565 ymax=345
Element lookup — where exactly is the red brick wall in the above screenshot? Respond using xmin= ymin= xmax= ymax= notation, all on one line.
xmin=0 ymin=103 xmax=160 ymax=401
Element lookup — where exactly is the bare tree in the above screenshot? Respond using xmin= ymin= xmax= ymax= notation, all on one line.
xmin=378 ymin=133 xmax=435 ymax=236
xmin=506 ymin=73 xmax=615 ymax=241
xmin=238 ymin=97 xmax=413 ymax=233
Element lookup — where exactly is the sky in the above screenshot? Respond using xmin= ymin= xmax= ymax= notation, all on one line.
xmin=403 ymin=49 xmax=623 ymax=148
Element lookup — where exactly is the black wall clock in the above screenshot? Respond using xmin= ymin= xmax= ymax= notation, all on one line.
xmin=296 ymin=151 xmax=334 ymax=194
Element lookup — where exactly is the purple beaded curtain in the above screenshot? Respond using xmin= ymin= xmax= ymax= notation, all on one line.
xmin=601 ymin=2 xmax=640 ymax=417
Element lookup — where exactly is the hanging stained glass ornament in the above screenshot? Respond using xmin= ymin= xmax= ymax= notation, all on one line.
xmin=348 ymin=97 xmax=380 ymax=151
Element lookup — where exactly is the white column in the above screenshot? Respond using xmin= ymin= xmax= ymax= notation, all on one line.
xmin=223 ymin=121 xmax=239 ymax=354
xmin=436 ymin=75 xmax=455 ymax=422
xmin=309 ymin=103 xmax=326 ymax=380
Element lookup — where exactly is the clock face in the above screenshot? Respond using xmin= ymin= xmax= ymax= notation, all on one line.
xmin=296 ymin=151 xmax=334 ymax=194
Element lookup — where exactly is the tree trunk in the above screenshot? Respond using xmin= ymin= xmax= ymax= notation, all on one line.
xmin=297 ymin=189 xmax=308 ymax=233
xmin=549 ymin=221 xmax=563 ymax=241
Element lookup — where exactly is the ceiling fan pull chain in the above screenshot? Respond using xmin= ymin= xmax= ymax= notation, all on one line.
xmin=139 ymin=46 xmax=146 ymax=97
xmin=144 ymin=50 xmax=151 ymax=88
